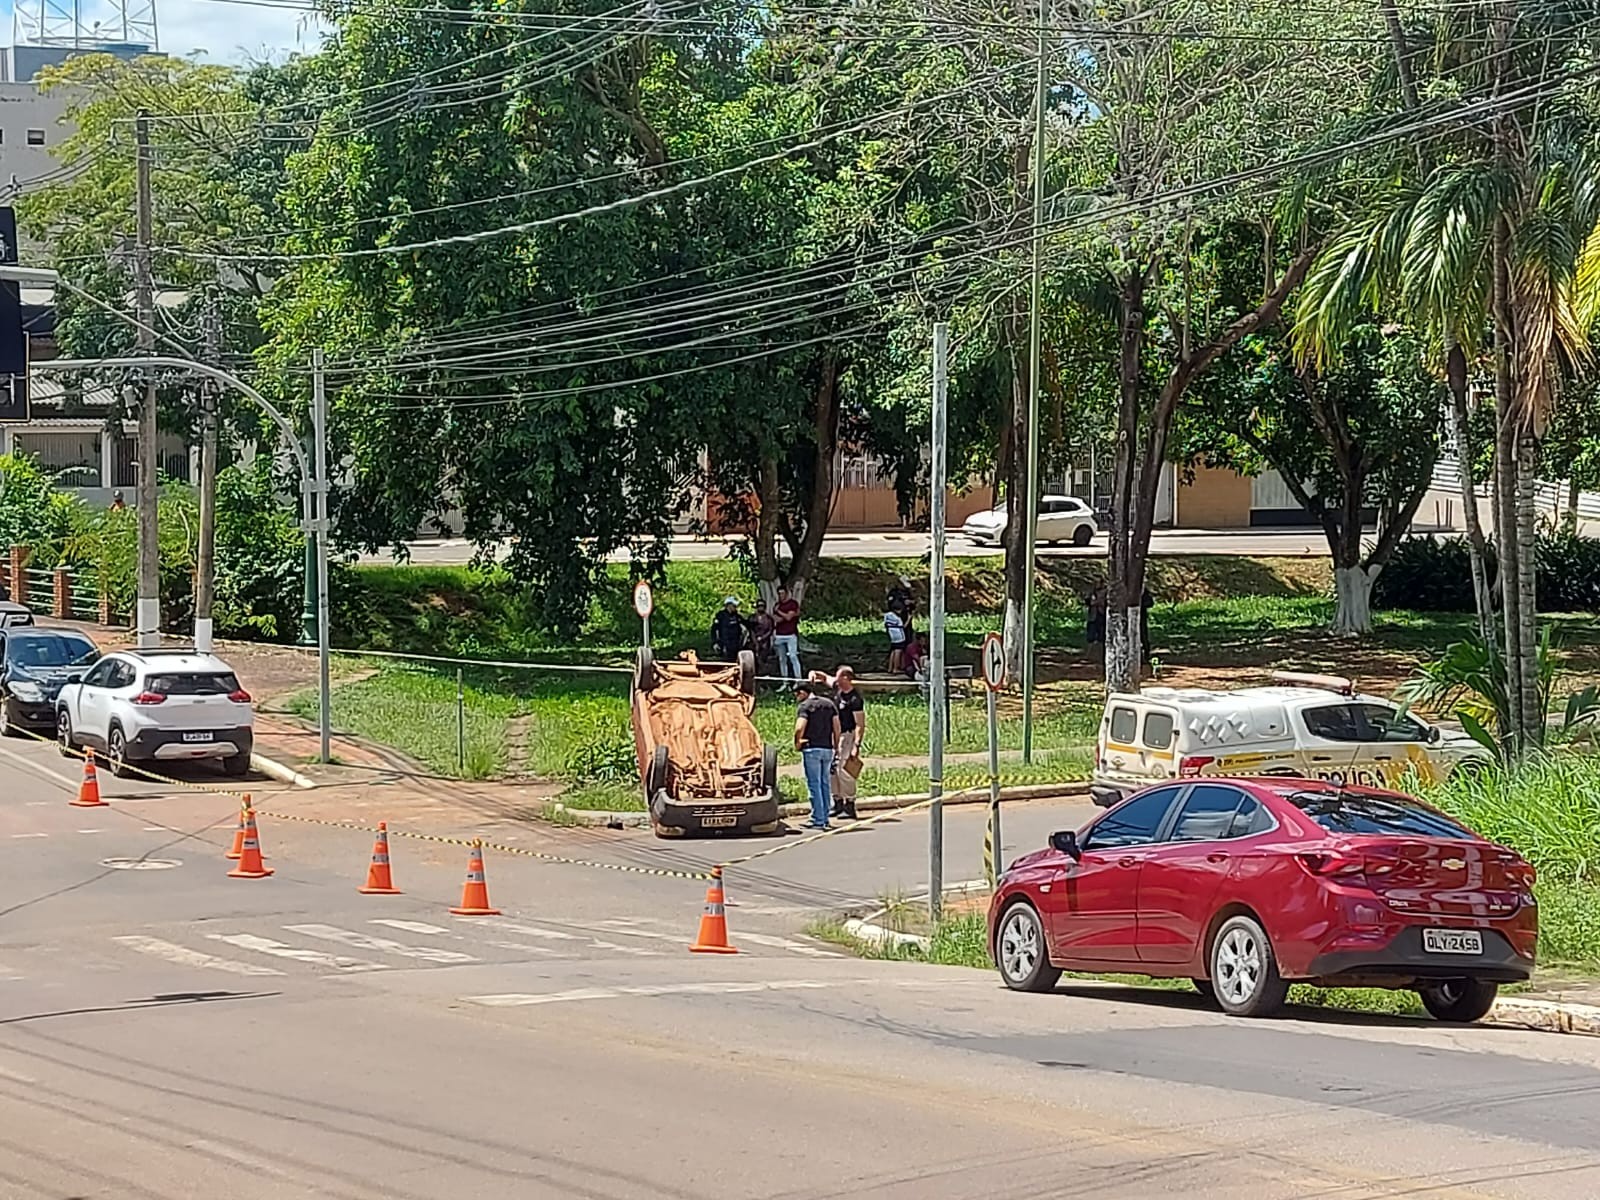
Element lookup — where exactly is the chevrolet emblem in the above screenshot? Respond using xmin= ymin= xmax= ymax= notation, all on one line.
xmin=1441 ymin=858 xmax=1466 ymax=870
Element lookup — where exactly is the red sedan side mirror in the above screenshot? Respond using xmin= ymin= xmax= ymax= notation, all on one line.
xmin=1050 ymin=830 xmax=1082 ymax=861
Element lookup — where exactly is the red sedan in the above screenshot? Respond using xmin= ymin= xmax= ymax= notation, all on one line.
xmin=987 ymin=777 xmax=1538 ymax=1021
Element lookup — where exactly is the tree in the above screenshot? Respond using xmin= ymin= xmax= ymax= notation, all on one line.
xmin=1294 ymin=1 xmax=1600 ymax=750
xmin=1181 ymin=322 xmax=1442 ymax=632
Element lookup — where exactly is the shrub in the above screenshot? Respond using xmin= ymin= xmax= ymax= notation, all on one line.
xmin=564 ymin=727 xmax=638 ymax=782
xmin=1372 ymin=536 xmax=1493 ymax=612
xmin=1537 ymin=530 xmax=1600 ymax=613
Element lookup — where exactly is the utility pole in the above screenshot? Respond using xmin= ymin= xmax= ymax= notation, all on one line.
xmin=1021 ymin=0 xmax=1049 ymax=763
xmin=195 ymin=289 xmax=220 ymax=652
xmin=311 ymin=348 xmax=332 ymax=763
xmin=134 ymin=110 xmax=159 ymax=648
xmin=927 ymin=322 xmax=949 ymax=921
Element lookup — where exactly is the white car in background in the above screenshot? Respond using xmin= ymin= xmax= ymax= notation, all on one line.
xmin=55 ymin=648 xmax=255 ymax=778
xmin=962 ymin=494 xmax=1099 ymax=547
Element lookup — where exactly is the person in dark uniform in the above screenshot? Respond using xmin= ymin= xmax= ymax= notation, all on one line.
xmin=710 ymin=596 xmax=748 ymax=661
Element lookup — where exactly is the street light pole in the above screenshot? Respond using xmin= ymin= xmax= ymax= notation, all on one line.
xmin=312 ymin=349 xmax=332 ymax=764
xmin=928 ymin=321 xmax=949 ymax=922
xmin=1021 ymin=0 xmax=1049 ymax=764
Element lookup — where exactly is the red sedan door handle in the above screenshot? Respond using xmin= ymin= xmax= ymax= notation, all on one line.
xmin=1117 ymin=856 xmax=1139 ymax=868
xmin=1207 ymin=852 xmax=1229 ymax=864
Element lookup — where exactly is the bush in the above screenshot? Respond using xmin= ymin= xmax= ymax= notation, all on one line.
xmin=0 ymin=452 xmax=79 ymax=571
xmin=1376 ymin=533 xmax=1600 ymax=614
xmin=564 ymin=727 xmax=637 ymax=782
xmin=1372 ymin=536 xmax=1493 ymax=612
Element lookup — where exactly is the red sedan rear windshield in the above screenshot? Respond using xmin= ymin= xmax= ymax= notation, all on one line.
xmin=1284 ymin=790 xmax=1475 ymax=839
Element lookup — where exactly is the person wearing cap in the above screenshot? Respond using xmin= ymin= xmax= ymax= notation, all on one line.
xmin=792 ymin=679 xmax=841 ymax=830
xmin=710 ymin=596 xmax=749 ymax=662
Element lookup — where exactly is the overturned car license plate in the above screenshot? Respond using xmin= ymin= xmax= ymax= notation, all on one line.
xmin=1423 ymin=928 xmax=1483 ymax=955
xmin=701 ymin=815 xmax=739 ymax=828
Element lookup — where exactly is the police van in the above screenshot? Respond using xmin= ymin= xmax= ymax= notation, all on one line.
xmin=1089 ymin=672 xmax=1491 ymax=807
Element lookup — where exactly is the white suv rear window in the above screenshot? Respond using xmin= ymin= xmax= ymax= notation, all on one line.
xmin=147 ymin=672 xmax=240 ymax=696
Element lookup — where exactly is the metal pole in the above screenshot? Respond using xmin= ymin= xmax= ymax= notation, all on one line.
xmin=456 ymin=666 xmax=466 ymax=776
xmin=1021 ymin=0 xmax=1048 ymax=763
xmin=133 ymin=111 xmax=160 ymax=649
xmin=928 ymin=321 xmax=949 ymax=921
xmin=312 ymin=349 xmax=332 ymax=764
xmin=194 ymin=291 xmax=219 ymax=653
xmin=987 ymin=685 xmax=1001 ymax=887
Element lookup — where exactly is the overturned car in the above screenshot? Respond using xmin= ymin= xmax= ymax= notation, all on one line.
xmin=631 ymin=647 xmax=782 ymax=838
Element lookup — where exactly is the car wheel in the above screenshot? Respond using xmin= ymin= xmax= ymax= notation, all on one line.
xmin=760 ymin=743 xmax=778 ymax=795
xmin=1418 ymin=978 xmax=1499 ymax=1023
xmin=1210 ymin=914 xmax=1289 ymax=1017
xmin=222 ymin=751 xmax=251 ymax=778
xmin=1192 ymin=978 xmax=1216 ymax=1002
xmin=635 ymin=646 xmax=658 ymax=693
xmin=994 ymin=902 xmax=1062 ymax=993
xmin=645 ymin=743 xmax=670 ymax=798
xmin=56 ymin=709 xmax=75 ymax=757
xmin=1072 ymin=524 xmax=1093 ymax=547
xmin=737 ymin=650 xmax=757 ymax=698
xmin=0 ymin=694 xmax=15 ymax=738
xmin=107 ymin=725 xmax=134 ymax=779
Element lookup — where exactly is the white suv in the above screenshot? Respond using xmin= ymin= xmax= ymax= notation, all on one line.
xmin=56 ymin=648 xmax=255 ymax=778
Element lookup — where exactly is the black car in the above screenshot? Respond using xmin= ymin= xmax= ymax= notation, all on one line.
xmin=0 ymin=627 xmax=99 ymax=735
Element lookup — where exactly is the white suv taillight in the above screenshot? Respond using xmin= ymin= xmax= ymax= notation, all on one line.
xmin=131 ymin=691 xmax=166 ymax=705
xmin=1179 ymin=755 xmax=1214 ymax=777
xmin=228 ymin=689 xmax=252 ymax=704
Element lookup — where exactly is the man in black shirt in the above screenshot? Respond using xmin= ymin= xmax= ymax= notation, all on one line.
xmin=823 ymin=665 xmax=865 ymax=820
xmin=710 ymin=596 xmax=748 ymax=662
xmin=793 ymin=680 xmax=841 ymax=830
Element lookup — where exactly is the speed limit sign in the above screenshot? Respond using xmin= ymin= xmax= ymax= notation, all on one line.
xmin=632 ymin=580 xmax=654 ymax=619
xmin=981 ymin=632 xmax=1006 ymax=692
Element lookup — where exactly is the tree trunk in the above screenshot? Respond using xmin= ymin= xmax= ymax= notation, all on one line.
xmin=1331 ymin=565 xmax=1380 ymax=635
xmin=1105 ymin=265 xmax=1150 ymax=693
xmin=755 ymin=455 xmax=781 ymax=608
xmin=1564 ymin=477 xmax=1580 ymax=534
xmin=782 ymin=351 xmax=843 ymax=607
xmin=1516 ymin=430 xmax=1541 ymax=742
xmin=1444 ymin=340 xmax=1495 ymax=645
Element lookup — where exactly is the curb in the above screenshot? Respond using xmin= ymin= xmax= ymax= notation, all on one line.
xmin=250 ymin=751 xmax=317 ymax=790
xmin=546 ymin=784 xmax=1090 ymax=828
xmin=835 ymin=921 xmax=1600 ymax=1040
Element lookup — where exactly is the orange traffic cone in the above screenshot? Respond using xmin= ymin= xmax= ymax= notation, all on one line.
xmin=689 ymin=867 xmax=739 ymax=954
xmin=358 ymin=822 xmax=403 ymax=895
xmin=448 ymin=840 xmax=500 ymax=916
xmin=71 ymin=748 xmax=106 ymax=808
xmin=225 ymin=798 xmax=248 ymax=860
xmin=227 ymin=806 xmax=274 ymax=879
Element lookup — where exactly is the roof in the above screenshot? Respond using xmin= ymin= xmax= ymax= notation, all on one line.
xmin=1129 ymin=685 xmax=1359 ymax=708
xmin=111 ymin=648 xmax=232 ymax=671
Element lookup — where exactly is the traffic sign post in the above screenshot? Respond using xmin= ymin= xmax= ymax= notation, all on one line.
xmin=633 ymin=580 xmax=654 ymax=649
xmin=981 ymin=633 xmax=1006 ymax=887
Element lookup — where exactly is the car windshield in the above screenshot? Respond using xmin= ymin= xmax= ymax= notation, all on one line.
xmin=147 ymin=672 xmax=241 ymax=696
xmin=1285 ymin=790 xmax=1476 ymax=839
xmin=5 ymin=633 xmax=97 ymax=668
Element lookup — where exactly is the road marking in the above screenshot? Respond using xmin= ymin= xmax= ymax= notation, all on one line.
xmin=599 ymin=918 xmax=842 ymax=959
xmin=369 ymin=919 xmax=451 ymax=936
xmin=466 ymin=980 xmax=840 ymax=1007
xmin=461 ymin=916 xmax=660 ymax=957
xmin=0 ymin=746 xmax=80 ymax=793
xmin=0 ymin=1063 xmax=38 ymax=1084
xmin=207 ymin=933 xmax=389 ymax=973
xmin=9 ymin=832 xmax=47 ymax=839
xmin=284 ymin=923 xmax=478 ymax=964
xmin=113 ymin=935 xmax=284 ymax=976
xmin=76 ymin=829 xmax=103 ymax=835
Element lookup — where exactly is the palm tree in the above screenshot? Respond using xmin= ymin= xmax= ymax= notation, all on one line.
xmin=1292 ymin=0 xmax=1600 ymax=754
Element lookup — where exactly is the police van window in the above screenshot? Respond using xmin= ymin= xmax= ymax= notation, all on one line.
xmin=1109 ymin=706 xmax=1137 ymax=743
xmin=1302 ymin=704 xmax=1363 ymax=742
xmin=1142 ymin=710 xmax=1174 ymax=750
xmin=1358 ymin=703 xmax=1428 ymax=742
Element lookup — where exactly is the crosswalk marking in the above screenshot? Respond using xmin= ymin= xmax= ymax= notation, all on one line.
xmin=207 ymin=933 xmax=388 ymax=973
xmin=9 ymin=833 xmax=47 ymax=839
xmin=599 ymin=918 xmax=842 ymax=958
xmin=112 ymin=935 xmax=285 ymax=977
xmin=462 ymin=916 xmax=661 ymax=957
xmin=284 ymin=923 xmax=479 ymax=964
xmin=466 ymin=980 xmax=840 ymax=1007
xmin=369 ymin=919 xmax=452 ymax=936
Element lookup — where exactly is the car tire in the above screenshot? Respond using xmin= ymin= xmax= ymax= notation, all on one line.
xmin=760 ymin=743 xmax=778 ymax=795
xmin=994 ymin=901 xmax=1062 ymax=993
xmin=222 ymin=750 xmax=251 ymax=778
xmin=635 ymin=646 xmax=658 ymax=693
xmin=1072 ymin=524 xmax=1094 ymax=547
xmin=56 ymin=708 xmax=75 ymax=757
xmin=1192 ymin=978 xmax=1216 ymax=1002
xmin=1210 ymin=914 xmax=1289 ymax=1018
xmin=107 ymin=725 xmax=135 ymax=779
xmin=0 ymin=694 xmax=16 ymax=738
xmin=737 ymin=650 xmax=757 ymax=698
xmin=1418 ymin=978 xmax=1499 ymax=1023
xmin=645 ymin=743 xmax=670 ymax=798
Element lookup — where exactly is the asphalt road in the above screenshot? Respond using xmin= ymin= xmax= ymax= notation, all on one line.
xmin=6 ymin=736 xmax=1600 ymax=1199
xmin=369 ymin=526 xmax=1353 ymax=566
